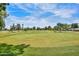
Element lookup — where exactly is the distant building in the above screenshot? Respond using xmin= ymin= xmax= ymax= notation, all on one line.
xmin=69 ymin=28 xmax=79 ymax=31
xmin=69 ymin=23 xmax=79 ymax=31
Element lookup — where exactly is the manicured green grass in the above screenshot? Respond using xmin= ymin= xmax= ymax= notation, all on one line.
xmin=0 ymin=30 xmax=79 ymax=55
xmin=22 ymin=45 xmax=79 ymax=56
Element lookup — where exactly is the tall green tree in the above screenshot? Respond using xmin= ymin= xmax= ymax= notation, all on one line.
xmin=44 ymin=26 xmax=48 ymax=30
xmin=62 ymin=24 xmax=70 ymax=31
xmin=32 ymin=26 xmax=36 ymax=30
xmin=0 ymin=3 xmax=9 ymax=30
xmin=53 ymin=23 xmax=70 ymax=32
xmin=22 ymin=24 xmax=24 ymax=30
xmin=57 ymin=23 xmax=63 ymax=32
xmin=48 ymin=26 xmax=52 ymax=30
xmin=71 ymin=23 xmax=79 ymax=28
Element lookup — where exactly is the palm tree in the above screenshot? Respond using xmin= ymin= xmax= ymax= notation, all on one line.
xmin=22 ymin=24 xmax=24 ymax=30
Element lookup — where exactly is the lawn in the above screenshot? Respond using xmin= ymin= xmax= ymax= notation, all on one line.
xmin=0 ymin=30 xmax=79 ymax=56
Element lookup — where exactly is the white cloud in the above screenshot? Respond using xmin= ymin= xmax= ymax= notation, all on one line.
xmin=35 ymin=3 xmax=57 ymax=11
xmin=8 ymin=3 xmax=77 ymax=19
xmin=72 ymin=19 xmax=79 ymax=23
xmin=5 ymin=15 xmax=55 ymax=28
xmin=13 ymin=3 xmax=33 ymax=13
xmin=34 ymin=3 xmax=77 ymax=18
xmin=53 ymin=9 xmax=76 ymax=18
xmin=7 ymin=3 xmax=37 ymax=14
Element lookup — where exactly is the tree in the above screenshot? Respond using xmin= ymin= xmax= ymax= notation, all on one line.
xmin=48 ymin=26 xmax=52 ymax=30
xmin=57 ymin=23 xmax=63 ymax=32
xmin=37 ymin=27 xmax=41 ymax=30
xmin=44 ymin=26 xmax=48 ymax=30
xmin=62 ymin=24 xmax=70 ymax=31
xmin=53 ymin=26 xmax=58 ymax=30
xmin=53 ymin=23 xmax=70 ymax=32
xmin=10 ymin=24 xmax=16 ymax=31
xmin=71 ymin=23 xmax=79 ymax=28
xmin=0 ymin=3 xmax=9 ymax=30
xmin=0 ymin=17 xmax=5 ymax=30
xmin=32 ymin=26 xmax=36 ymax=30
xmin=22 ymin=24 xmax=24 ymax=30
xmin=23 ymin=27 xmax=30 ymax=31
xmin=16 ymin=24 xmax=21 ymax=31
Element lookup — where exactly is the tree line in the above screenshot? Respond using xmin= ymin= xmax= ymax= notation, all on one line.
xmin=5 ymin=23 xmax=79 ymax=32
xmin=8 ymin=23 xmax=53 ymax=31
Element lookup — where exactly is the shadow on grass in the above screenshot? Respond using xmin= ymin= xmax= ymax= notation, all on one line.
xmin=0 ymin=33 xmax=18 ymax=38
xmin=22 ymin=45 xmax=79 ymax=56
xmin=0 ymin=43 xmax=30 ymax=56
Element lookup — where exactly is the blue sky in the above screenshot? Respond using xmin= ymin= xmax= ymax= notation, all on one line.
xmin=5 ymin=3 xmax=79 ymax=28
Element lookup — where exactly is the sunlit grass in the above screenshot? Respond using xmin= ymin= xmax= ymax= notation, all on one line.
xmin=0 ymin=30 xmax=79 ymax=55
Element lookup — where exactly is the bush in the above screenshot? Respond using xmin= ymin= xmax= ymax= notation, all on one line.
xmin=0 ymin=43 xmax=30 ymax=56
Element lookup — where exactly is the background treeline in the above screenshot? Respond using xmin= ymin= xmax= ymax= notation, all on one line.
xmin=4 ymin=23 xmax=79 ymax=32
xmin=9 ymin=23 xmax=53 ymax=31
